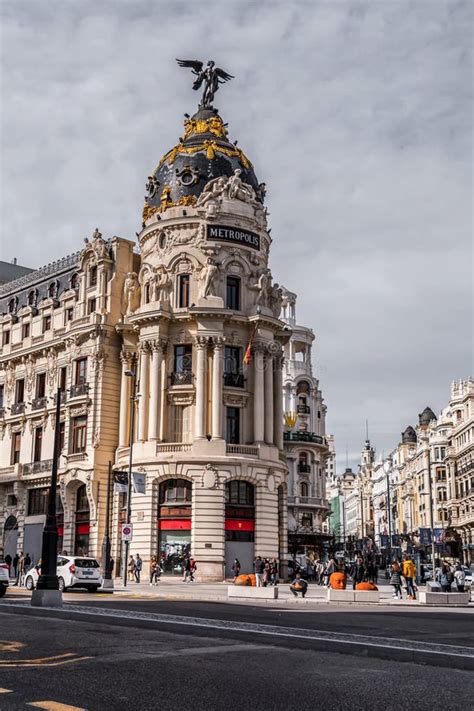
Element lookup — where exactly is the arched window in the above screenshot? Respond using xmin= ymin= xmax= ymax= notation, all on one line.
xmin=159 ymin=479 xmax=192 ymax=504
xmin=143 ymin=283 xmax=150 ymax=304
xmin=298 ymin=453 xmax=310 ymax=472
xmin=70 ymin=273 xmax=79 ymax=289
xmin=28 ymin=290 xmax=36 ymax=306
xmin=48 ymin=282 xmax=57 ymax=298
xmin=4 ymin=515 xmax=18 ymax=531
xmin=8 ymin=298 xmax=16 ymax=314
xmin=300 ymin=482 xmax=309 ymax=497
xmin=89 ymin=265 xmax=98 ymax=287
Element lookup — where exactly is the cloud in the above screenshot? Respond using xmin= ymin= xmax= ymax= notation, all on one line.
xmin=1 ymin=0 xmax=472 ymax=469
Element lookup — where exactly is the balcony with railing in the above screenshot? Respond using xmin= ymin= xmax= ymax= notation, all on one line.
xmin=156 ymin=442 xmax=192 ymax=454
xmin=69 ymin=383 xmax=89 ymax=398
xmin=11 ymin=402 xmax=25 ymax=416
xmin=223 ymin=373 xmax=244 ymax=388
xmin=31 ymin=396 xmax=47 ymax=411
xmin=170 ymin=371 xmax=193 ymax=386
xmin=23 ymin=459 xmax=53 ymax=476
xmin=297 ymin=404 xmax=310 ymax=414
xmin=284 ymin=431 xmax=324 ymax=444
xmin=226 ymin=443 xmax=259 ymax=457
xmin=288 ymin=495 xmax=328 ymax=508
xmin=298 ymin=464 xmax=311 ymax=473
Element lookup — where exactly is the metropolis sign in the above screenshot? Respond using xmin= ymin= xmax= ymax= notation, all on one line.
xmin=206 ymin=224 xmax=260 ymax=251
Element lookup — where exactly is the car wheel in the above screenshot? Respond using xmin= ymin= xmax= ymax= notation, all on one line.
xmin=0 ymin=586 xmax=6 ymax=598
xmin=25 ymin=577 xmax=34 ymax=591
xmin=88 ymin=586 xmax=98 ymax=593
xmin=58 ymin=577 xmax=66 ymax=593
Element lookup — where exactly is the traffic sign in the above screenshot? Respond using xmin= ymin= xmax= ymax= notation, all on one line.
xmin=121 ymin=523 xmax=133 ymax=542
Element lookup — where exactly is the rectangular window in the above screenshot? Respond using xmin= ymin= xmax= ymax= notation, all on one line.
xmin=22 ymin=323 xmax=30 ymax=339
xmin=59 ymin=366 xmax=67 ymax=392
xmin=171 ymin=406 xmax=192 ymax=443
xmin=226 ymin=276 xmax=241 ymax=310
xmin=75 ymin=358 xmax=87 ymax=385
xmin=11 ymin=432 xmax=21 ymax=465
xmin=89 ymin=265 xmax=98 ymax=287
xmin=59 ymin=420 xmax=66 ymax=452
xmin=71 ymin=415 xmax=87 ymax=453
xmin=15 ymin=379 xmax=25 ymax=404
xmin=226 ymin=406 xmax=240 ymax=444
xmin=65 ymin=307 xmax=74 ymax=323
xmin=43 ymin=314 xmax=52 ymax=332
xmin=87 ymin=298 xmax=96 ymax=314
xmin=2 ymin=330 xmax=10 ymax=346
xmin=33 ymin=427 xmax=43 ymax=463
xmin=28 ymin=487 xmax=49 ymax=516
xmin=178 ymin=274 xmax=190 ymax=308
xmin=224 ymin=346 xmax=244 ymax=387
xmin=174 ymin=345 xmax=192 ymax=373
xmin=0 ymin=384 xmax=4 ymax=408
xmin=35 ymin=372 xmax=46 ymax=399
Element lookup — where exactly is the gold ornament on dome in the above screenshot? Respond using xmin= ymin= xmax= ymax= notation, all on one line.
xmin=158 ymin=140 xmax=251 ymax=170
xmin=142 ymin=205 xmax=160 ymax=221
xmin=284 ymin=411 xmax=297 ymax=428
xmin=142 ymin=193 xmax=198 ymax=221
xmin=183 ymin=115 xmax=228 ymax=140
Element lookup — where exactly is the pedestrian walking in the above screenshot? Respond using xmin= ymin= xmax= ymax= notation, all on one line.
xmin=134 ymin=553 xmax=142 ymax=583
xmin=4 ymin=554 xmax=12 ymax=577
xmin=351 ymin=555 xmax=366 ymax=590
xmin=16 ymin=552 xmax=25 ymax=587
xmin=254 ymin=556 xmax=265 ymax=587
xmin=128 ymin=555 xmax=135 ymax=582
xmin=323 ymin=557 xmax=336 ymax=587
xmin=231 ymin=558 xmax=241 ymax=583
xmin=390 ymin=561 xmax=403 ymax=599
xmin=437 ymin=563 xmax=453 ymax=592
xmin=263 ymin=558 xmax=271 ymax=586
xmin=402 ymin=555 xmax=417 ymax=599
xmin=453 ymin=563 xmax=466 ymax=592
xmin=270 ymin=558 xmax=279 ymax=586
xmin=189 ymin=557 xmax=197 ymax=582
xmin=13 ymin=554 xmax=19 ymax=579
xmin=290 ymin=572 xmax=308 ymax=598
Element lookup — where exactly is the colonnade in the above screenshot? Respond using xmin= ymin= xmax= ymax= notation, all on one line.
xmin=118 ymin=336 xmax=284 ymax=448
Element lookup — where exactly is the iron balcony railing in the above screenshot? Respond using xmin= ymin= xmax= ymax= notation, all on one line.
xmin=31 ymin=396 xmax=47 ymax=411
xmin=23 ymin=459 xmax=53 ymax=475
xmin=11 ymin=402 xmax=25 ymax=415
xmin=171 ymin=371 xmax=193 ymax=386
xmin=69 ymin=383 xmax=89 ymax=398
xmin=223 ymin=373 xmax=244 ymax=388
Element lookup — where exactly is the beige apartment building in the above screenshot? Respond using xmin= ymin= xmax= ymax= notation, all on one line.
xmin=0 ymin=99 xmax=293 ymax=580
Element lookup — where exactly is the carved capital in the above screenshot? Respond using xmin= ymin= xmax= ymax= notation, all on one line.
xmin=151 ymin=338 xmax=168 ymax=354
xmin=194 ymin=335 xmax=210 ymax=349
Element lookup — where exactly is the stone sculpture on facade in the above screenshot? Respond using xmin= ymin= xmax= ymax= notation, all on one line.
xmin=123 ymin=272 xmax=140 ymax=315
xmin=200 ymin=258 xmax=219 ymax=298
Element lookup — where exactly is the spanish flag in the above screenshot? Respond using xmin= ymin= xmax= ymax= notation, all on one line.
xmin=243 ymin=323 xmax=258 ymax=365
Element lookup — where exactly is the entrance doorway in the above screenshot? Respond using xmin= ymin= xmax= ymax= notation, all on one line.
xmin=225 ymin=480 xmax=255 ymax=577
xmin=157 ymin=479 xmax=192 ymax=575
xmin=74 ymin=484 xmax=90 ymax=555
xmin=3 ymin=515 xmax=18 ymax=561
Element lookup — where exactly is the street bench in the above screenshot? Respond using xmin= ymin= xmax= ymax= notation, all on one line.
xmin=227 ymin=585 xmax=279 ymax=600
xmin=327 ymin=589 xmax=380 ymax=603
xmin=418 ymin=591 xmax=470 ymax=606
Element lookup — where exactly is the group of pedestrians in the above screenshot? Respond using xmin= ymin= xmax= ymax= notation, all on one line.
xmin=127 ymin=553 xmax=143 ymax=583
xmin=182 ymin=556 xmax=197 ymax=583
xmin=436 ymin=561 xmax=466 ymax=592
xmin=4 ymin=552 xmax=31 ymax=586
xmin=149 ymin=556 xmax=162 ymax=585
xmin=253 ymin=556 xmax=279 ymax=587
xmin=389 ymin=556 xmax=417 ymax=599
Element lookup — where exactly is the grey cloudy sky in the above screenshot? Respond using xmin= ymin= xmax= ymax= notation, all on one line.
xmin=1 ymin=0 xmax=472 ymax=470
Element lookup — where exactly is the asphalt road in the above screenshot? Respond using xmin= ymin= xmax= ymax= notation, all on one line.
xmin=0 ymin=612 xmax=472 ymax=711
xmin=68 ymin=596 xmax=474 ymax=648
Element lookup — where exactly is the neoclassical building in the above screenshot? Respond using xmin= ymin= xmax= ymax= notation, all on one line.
xmin=279 ymin=288 xmax=331 ymax=558
xmin=0 ymin=92 xmax=293 ymax=579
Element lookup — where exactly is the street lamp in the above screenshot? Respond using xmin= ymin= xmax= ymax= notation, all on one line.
xmin=31 ymin=387 xmax=62 ymax=607
xmin=123 ymin=368 xmax=137 ymax=587
xmin=100 ymin=461 xmax=113 ymax=590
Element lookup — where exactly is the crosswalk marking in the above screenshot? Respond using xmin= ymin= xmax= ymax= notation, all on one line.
xmin=28 ymin=702 xmax=87 ymax=711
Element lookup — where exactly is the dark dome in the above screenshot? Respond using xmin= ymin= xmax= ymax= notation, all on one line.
xmin=418 ymin=407 xmax=437 ymax=426
xmin=142 ymin=107 xmax=261 ymax=221
xmin=402 ymin=426 xmax=417 ymax=444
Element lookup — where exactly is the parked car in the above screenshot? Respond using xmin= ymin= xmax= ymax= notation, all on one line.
xmin=25 ymin=556 xmax=102 ymax=593
xmin=0 ymin=557 xmax=9 ymax=597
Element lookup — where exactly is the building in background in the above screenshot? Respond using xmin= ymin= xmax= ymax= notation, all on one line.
xmin=280 ymin=288 xmax=332 ymax=560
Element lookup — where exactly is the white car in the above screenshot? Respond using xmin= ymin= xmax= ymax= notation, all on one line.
xmin=0 ymin=558 xmax=9 ymax=597
xmin=25 ymin=556 xmax=102 ymax=593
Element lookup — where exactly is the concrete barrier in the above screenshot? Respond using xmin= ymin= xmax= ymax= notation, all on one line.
xmin=419 ymin=591 xmax=470 ymax=606
xmin=327 ymin=589 xmax=380 ymax=603
xmin=227 ymin=585 xmax=279 ymax=600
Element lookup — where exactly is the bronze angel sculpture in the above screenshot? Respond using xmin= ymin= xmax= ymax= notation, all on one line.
xmin=176 ymin=59 xmax=234 ymax=108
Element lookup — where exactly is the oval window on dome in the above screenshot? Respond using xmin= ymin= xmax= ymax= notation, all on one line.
xmin=159 ymin=233 xmax=167 ymax=250
xmin=180 ymin=171 xmax=194 ymax=186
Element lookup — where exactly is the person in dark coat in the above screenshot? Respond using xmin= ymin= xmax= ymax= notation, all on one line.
xmin=13 ymin=554 xmax=19 ymax=579
xmin=4 ymin=554 xmax=12 ymax=577
xmin=351 ymin=555 xmax=366 ymax=590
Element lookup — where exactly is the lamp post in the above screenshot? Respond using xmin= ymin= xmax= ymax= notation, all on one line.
xmin=101 ymin=461 xmax=113 ymax=589
xmin=31 ymin=387 xmax=62 ymax=607
xmin=383 ymin=459 xmax=392 ymax=567
xmin=123 ymin=368 xmax=137 ymax=587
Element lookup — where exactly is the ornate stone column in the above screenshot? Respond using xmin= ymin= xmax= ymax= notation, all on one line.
xmin=211 ymin=338 xmax=224 ymax=439
xmin=264 ymin=350 xmax=274 ymax=445
xmin=273 ymin=353 xmax=284 ymax=449
xmin=137 ymin=342 xmax=150 ymax=442
xmin=119 ymin=351 xmax=132 ymax=447
xmin=253 ymin=343 xmax=265 ymax=443
xmin=194 ymin=337 xmax=208 ymax=440
xmin=148 ymin=340 xmax=165 ymax=441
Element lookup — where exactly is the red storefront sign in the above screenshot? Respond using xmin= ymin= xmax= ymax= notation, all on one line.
xmin=158 ymin=519 xmax=192 ymax=530
xmin=225 ymin=520 xmax=254 ymax=532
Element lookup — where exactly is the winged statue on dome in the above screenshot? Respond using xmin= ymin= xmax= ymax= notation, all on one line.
xmin=176 ymin=59 xmax=234 ymax=107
